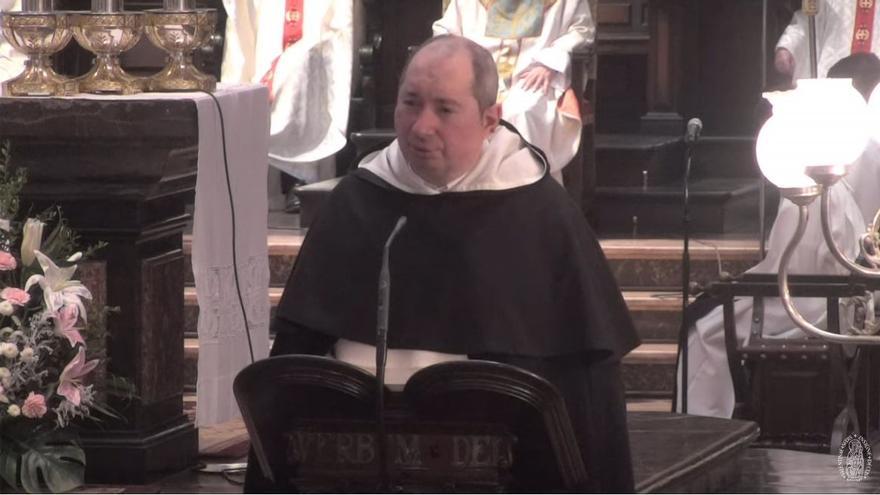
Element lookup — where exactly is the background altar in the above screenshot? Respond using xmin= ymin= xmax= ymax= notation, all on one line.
xmin=0 ymin=84 xmax=270 ymax=482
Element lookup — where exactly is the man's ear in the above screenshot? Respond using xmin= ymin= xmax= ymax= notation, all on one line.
xmin=482 ymin=103 xmax=502 ymax=133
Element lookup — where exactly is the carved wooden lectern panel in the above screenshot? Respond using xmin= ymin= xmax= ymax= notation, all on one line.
xmin=234 ymin=356 xmax=588 ymax=492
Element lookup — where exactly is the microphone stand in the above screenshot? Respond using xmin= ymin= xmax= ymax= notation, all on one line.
xmin=759 ymin=0 xmax=768 ymax=258
xmin=376 ymin=216 xmax=407 ymax=491
xmin=805 ymin=0 xmax=818 ymax=78
xmin=679 ymin=133 xmax=697 ymax=414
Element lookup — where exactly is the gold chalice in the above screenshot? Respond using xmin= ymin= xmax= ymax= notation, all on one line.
xmin=144 ymin=4 xmax=217 ymax=92
xmin=72 ymin=9 xmax=144 ymax=94
xmin=1 ymin=9 xmax=75 ymax=96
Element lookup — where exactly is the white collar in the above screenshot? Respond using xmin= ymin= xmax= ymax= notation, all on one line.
xmin=359 ymin=126 xmax=545 ymax=195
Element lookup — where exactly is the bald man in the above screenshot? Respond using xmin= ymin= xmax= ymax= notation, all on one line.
xmin=251 ymin=35 xmax=637 ymax=492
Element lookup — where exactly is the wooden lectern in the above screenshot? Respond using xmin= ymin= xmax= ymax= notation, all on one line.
xmin=0 ymin=97 xmax=199 ymax=483
xmin=234 ymin=356 xmax=589 ymax=493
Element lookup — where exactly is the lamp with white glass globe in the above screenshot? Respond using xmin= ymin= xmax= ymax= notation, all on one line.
xmin=756 ymin=78 xmax=880 ymax=344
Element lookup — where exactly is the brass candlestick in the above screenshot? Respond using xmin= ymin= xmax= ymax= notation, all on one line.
xmin=1 ymin=0 xmax=76 ymax=96
xmin=144 ymin=0 xmax=217 ymax=92
xmin=72 ymin=0 xmax=143 ymax=94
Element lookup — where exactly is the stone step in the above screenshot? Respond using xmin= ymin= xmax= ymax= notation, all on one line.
xmin=179 ymin=234 xmax=757 ymax=401
xmin=620 ymin=342 xmax=677 ymax=398
xmin=623 ymin=291 xmax=683 ymax=342
xmin=182 ymin=233 xmax=762 ymax=290
xmin=594 ymin=133 xmax=684 ymax=188
xmin=602 ymin=237 xmax=760 ymax=289
xmin=182 ymin=232 xmax=306 ymax=288
xmin=183 ymin=317 xmax=680 ymax=397
xmin=183 ymin=288 xmax=688 ymax=343
xmin=594 ymin=178 xmax=770 ymax=235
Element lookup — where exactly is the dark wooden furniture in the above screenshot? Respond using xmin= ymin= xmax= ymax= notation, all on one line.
xmin=708 ymin=273 xmax=880 ymax=452
xmin=0 ymin=98 xmax=200 ymax=483
xmin=233 ymin=356 xmax=589 ymax=492
xmin=590 ymin=0 xmax=801 ymax=235
xmin=594 ymin=0 xmax=799 ymax=135
xmin=629 ymin=412 xmax=758 ymax=493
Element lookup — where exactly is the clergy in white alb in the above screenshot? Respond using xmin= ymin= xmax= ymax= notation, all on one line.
xmin=678 ymin=179 xmax=869 ymax=417
xmin=432 ymin=0 xmax=594 ymax=179
xmin=220 ymin=0 xmax=352 ymax=184
xmin=679 ymin=54 xmax=880 ymax=417
xmin=776 ymin=0 xmax=880 ymax=80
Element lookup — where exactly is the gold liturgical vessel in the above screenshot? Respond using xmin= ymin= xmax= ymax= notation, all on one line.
xmin=144 ymin=0 xmax=217 ymax=92
xmin=1 ymin=0 xmax=76 ymax=96
xmin=72 ymin=0 xmax=143 ymax=94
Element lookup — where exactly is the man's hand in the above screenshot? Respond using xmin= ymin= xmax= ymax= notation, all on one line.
xmin=774 ymin=48 xmax=796 ymax=77
xmin=516 ymin=65 xmax=553 ymax=94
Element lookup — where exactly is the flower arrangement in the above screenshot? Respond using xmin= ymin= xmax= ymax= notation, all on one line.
xmin=0 ymin=141 xmax=110 ymax=493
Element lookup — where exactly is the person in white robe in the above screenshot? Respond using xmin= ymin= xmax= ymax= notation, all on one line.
xmin=220 ymin=0 xmax=353 ymax=204
xmin=776 ymin=0 xmax=880 ymax=81
xmin=433 ymin=0 xmax=594 ymax=180
xmin=0 ymin=0 xmax=26 ymax=91
xmin=680 ymin=54 xmax=880 ymax=417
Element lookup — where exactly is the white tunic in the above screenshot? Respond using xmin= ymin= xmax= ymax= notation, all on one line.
xmin=0 ymin=0 xmax=26 ymax=89
xmin=338 ymin=126 xmax=545 ymax=385
xmin=681 ymin=148 xmax=877 ymax=417
xmin=433 ymin=0 xmax=594 ymax=174
xmin=777 ymin=0 xmax=880 ymax=80
xmin=220 ymin=0 xmax=353 ymax=172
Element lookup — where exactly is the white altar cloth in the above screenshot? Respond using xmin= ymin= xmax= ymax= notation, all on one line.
xmin=76 ymin=84 xmax=271 ymax=426
xmin=189 ymin=85 xmax=271 ymax=426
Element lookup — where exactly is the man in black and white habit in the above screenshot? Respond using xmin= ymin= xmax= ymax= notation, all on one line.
xmin=254 ymin=35 xmax=639 ymax=493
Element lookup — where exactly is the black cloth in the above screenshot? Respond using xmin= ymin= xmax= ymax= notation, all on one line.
xmin=275 ymin=168 xmax=638 ymax=360
xmin=250 ymin=166 xmax=640 ymax=493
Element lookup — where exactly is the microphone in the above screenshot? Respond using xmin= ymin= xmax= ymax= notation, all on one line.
xmin=678 ymin=117 xmax=701 ymax=414
xmin=375 ymin=215 xmax=407 ymax=490
xmin=685 ymin=118 xmax=703 ymax=145
xmin=377 ymin=216 xmax=408 ymax=381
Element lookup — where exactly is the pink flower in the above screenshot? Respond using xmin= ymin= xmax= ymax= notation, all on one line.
xmin=54 ymin=305 xmax=84 ymax=347
xmin=0 ymin=287 xmax=30 ymax=306
xmin=0 ymin=251 xmax=16 ymax=271
xmin=21 ymin=392 xmax=47 ymax=418
xmin=57 ymin=347 xmax=98 ymax=406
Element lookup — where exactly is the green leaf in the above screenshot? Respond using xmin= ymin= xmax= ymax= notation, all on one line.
xmin=0 ymin=450 xmax=21 ymax=489
xmin=19 ymin=439 xmax=85 ymax=494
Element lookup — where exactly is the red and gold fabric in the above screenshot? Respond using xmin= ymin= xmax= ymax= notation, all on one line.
xmin=852 ymin=0 xmax=876 ymax=53
xmin=261 ymin=0 xmax=304 ymax=97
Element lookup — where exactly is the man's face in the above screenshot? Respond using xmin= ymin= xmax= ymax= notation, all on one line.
xmin=394 ymin=47 xmax=500 ymax=185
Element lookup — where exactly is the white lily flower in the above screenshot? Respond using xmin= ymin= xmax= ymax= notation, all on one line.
xmin=19 ymin=346 xmax=35 ymax=363
xmin=21 ymin=219 xmax=44 ymax=267
xmin=66 ymin=252 xmax=82 ymax=262
xmin=0 ymin=342 xmax=17 ymax=358
xmin=24 ymin=251 xmax=92 ymax=319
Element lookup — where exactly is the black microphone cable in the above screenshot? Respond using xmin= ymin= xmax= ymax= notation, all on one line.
xmin=198 ymin=89 xmax=255 ymax=365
